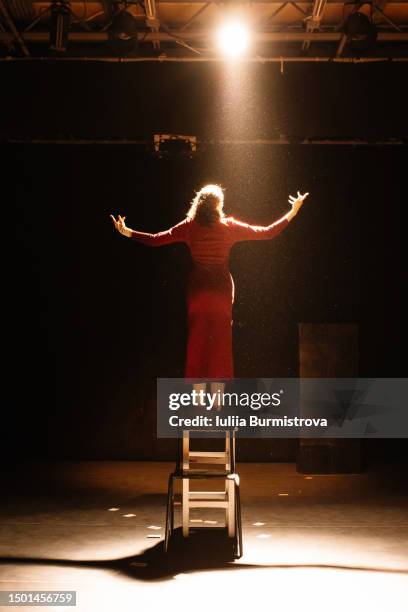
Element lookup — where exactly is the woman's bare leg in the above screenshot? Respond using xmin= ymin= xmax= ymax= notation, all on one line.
xmin=210 ymin=382 xmax=225 ymax=411
xmin=193 ymin=382 xmax=207 ymax=407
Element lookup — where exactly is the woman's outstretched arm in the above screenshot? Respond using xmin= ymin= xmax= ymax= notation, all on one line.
xmin=229 ymin=191 xmax=309 ymax=242
xmin=110 ymin=215 xmax=189 ymax=246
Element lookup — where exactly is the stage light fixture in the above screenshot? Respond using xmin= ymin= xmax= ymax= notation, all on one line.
xmin=108 ymin=10 xmax=139 ymax=55
xmin=215 ymin=20 xmax=250 ymax=58
xmin=344 ymin=11 xmax=377 ymax=52
xmin=49 ymin=1 xmax=71 ymax=53
xmin=153 ymin=134 xmax=197 ymax=158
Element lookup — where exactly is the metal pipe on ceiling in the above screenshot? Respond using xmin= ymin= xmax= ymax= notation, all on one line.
xmin=0 ymin=30 xmax=407 ymax=41
xmin=1 ymin=54 xmax=408 ymax=61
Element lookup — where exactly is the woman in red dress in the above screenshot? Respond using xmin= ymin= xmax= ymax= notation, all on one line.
xmin=111 ymin=185 xmax=308 ymax=381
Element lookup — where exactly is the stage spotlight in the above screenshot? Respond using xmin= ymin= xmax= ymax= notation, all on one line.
xmin=49 ymin=1 xmax=71 ymax=53
xmin=215 ymin=20 xmax=250 ymax=58
xmin=108 ymin=10 xmax=138 ymax=55
xmin=344 ymin=11 xmax=377 ymax=52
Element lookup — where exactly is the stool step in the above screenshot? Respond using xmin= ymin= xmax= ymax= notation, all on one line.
xmin=189 ymin=501 xmax=229 ymax=508
xmin=189 ymin=491 xmax=226 ymax=500
xmin=189 ymin=452 xmax=229 ymax=465
xmin=177 ymin=470 xmax=231 ymax=478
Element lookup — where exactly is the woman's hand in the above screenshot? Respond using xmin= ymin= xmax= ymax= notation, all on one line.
xmin=287 ymin=191 xmax=309 ymax=220
xmin=110 ymin=214 xmax=132 ymax=238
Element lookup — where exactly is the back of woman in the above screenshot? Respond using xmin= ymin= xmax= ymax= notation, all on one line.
xmin=187 ymin=217 xmax=232 ymax=268
xmin=110 ymin=183 xmax=308 ymax=379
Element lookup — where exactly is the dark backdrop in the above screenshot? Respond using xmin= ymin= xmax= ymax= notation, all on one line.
xmin=4 ymin=61 xmax=407 ymax=463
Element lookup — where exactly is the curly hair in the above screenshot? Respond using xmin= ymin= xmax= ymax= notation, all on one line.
xmin=186 ymin=184 xmax=225 ymax=227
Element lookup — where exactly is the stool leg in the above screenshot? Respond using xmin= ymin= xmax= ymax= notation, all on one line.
xmin=235 ymin=481 xmax=243 ymax=558
xmin=227 ymin=477 xmax=235 ymax=537
xmin=182 ymin=478 xmax=189 ymax=536
xmin=170 ymin=480 xmax=175 ymax=532
xmin=182 ymin=431 xmax=190 ymax=470
xmin=225 ymin=432 xmax=231 ymax=471
xmin=165 ymin=474 xmax=173 ymax=552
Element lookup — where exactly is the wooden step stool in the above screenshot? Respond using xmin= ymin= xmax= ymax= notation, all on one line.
xmin=165 ymin=428 xmax=243 ymax=558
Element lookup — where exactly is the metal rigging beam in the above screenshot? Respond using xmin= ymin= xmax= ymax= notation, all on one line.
xmin=144 ymin=0 xmax=160 ymax=50
xmin=0 ymin=30 xmax=407 ymax=43
xmin=373 ymin=1 xmax=402 ymax=31
xmin=303 ymin=0 xmax=328 ymax=51
xmin=0 ymin=0 xmax=30 ymax=55
xmin=179 ymin=1 xmax=212 ymax=32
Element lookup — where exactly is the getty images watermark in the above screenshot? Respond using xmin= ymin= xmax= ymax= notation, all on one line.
xmin=166 ymin=387 xmax=328 ymax=429
xmin=156 ymin=378 xmax=408 ymax=438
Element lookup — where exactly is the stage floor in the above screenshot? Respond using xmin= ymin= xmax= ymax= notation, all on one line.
xmin=1 ymin=462 xmax=407 ymax=612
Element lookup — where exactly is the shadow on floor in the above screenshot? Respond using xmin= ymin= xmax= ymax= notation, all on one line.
xmin=1 ymin=528 xmax=407 ymax=582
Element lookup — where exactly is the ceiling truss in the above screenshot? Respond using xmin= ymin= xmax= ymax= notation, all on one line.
xmin=0 ymin=0 xmax=407 ymax=60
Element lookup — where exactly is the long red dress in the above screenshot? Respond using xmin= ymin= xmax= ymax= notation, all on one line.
xmin=131 ymin=215 xmax=289 ymax=379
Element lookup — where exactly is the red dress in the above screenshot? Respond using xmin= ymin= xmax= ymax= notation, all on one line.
xmin=131 ymin=215 xmax=289 ymax=379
